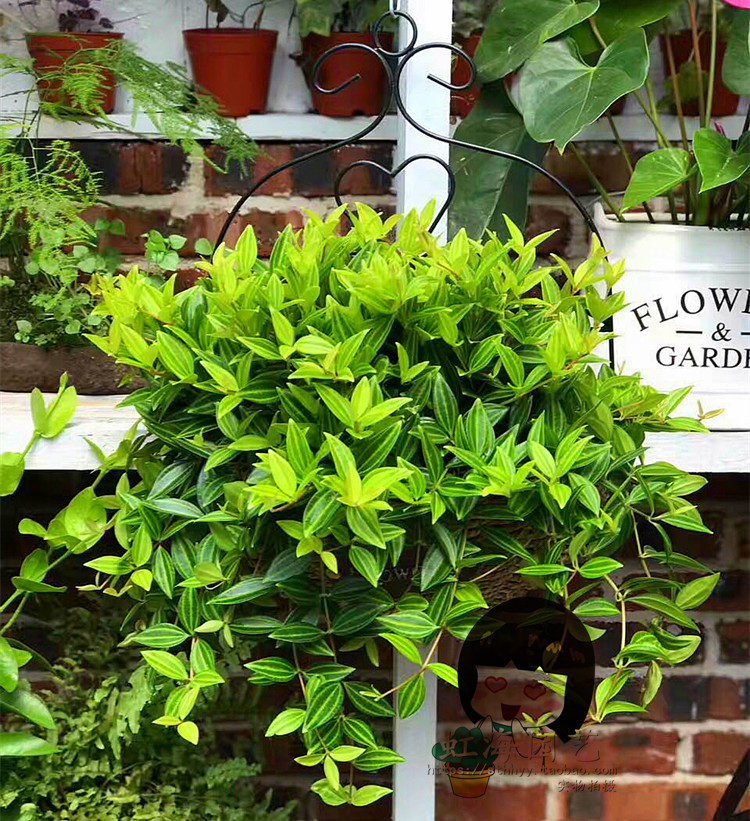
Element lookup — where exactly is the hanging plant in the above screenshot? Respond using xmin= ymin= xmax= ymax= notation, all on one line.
xmin=12 ymin=205 xmax=718 ymax=808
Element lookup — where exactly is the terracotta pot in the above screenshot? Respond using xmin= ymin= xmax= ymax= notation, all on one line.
xmin=451 ymin=33 xmax=481 ymax=117
xmin=608 ymin=96 xmax=627 ymax=115
xmin=0 ymin=342 xmax=144 ymax=395
xmin=302 ymin=32 xmax=393 ymax=118
xmin=659 ymin=33 xmax=739 ymax=117
xmin=184 ymin=28 xmax=277 ymax=117
xmin=25 ymin=32 xmax=123 ymax=114
xmin=447 ymin=765 xmax=494 ymax=798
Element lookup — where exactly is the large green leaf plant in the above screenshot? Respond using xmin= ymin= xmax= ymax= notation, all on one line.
xmin=6 ymin=206 xmax=719 ymax=808
xmin=451 ymin=0 xmax=750 ymax=236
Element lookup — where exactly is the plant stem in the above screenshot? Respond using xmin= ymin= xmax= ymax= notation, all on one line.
xmin=0 ymin=590 xmax=21 ymax=614
xmin=705 ymin=0 xmax=719 ymax=128
xmin=570 ymin=144 xmax=624 ymax=221
xmin=606 ymin=113 xmax=654 ymax=223
xmin=0 ymin=594 xmax=30 ymax=637
xmin=663 ymin=22 xmax=693 ymax=223
xmin=22 ymin=432 xmax=39 ymax=458
xmin=644 ymin=77 xmax=671 ymax=149
xmin=688 ymin=2 xmax=707 ymax=124
xmin=632 ymin=92 xmax=671 ymax=149
xmin=604 ymin=576 xmax=626 ymax=652
xmin=632 ymin=517 xmax=652 ymax=579
xmin=589 ymin=17 xmax=608 ymax=50
xmin=663 ymin=24 xmax=691 ymax=154
xmin=377 ymin=627 xmax=445 ymax=701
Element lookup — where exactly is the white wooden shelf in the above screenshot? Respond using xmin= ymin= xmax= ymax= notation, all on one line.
xmin=644 ymin=431 xmax=750 ymax=474
xmin=1 ymin=112 xmax=746 ymax=144
xmin=1 ymin=392 xmax=747 ymax=473
xmin=0 ymin=112 xmax=399 ymax=142
xmin=0 ymin=392 xmax=138 ymax=471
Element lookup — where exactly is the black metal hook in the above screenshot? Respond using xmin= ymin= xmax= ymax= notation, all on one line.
xmin=216 ymin=9 xmax=603 ymax=248
xmin=214 ymin=44 xmax=393 ymax=249
xmin=333 ymin=154 xmax=455 ymax=233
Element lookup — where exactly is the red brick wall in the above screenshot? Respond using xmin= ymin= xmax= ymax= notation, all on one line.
xmin=434 ymin=476 xmax=750 ymax=821
xmin=3 ymin=137 xmax=748 ymax=820
xmin=70 ymin=138 xmax=651 ymax=265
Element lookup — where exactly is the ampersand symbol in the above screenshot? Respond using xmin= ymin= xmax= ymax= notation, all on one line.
xmin=711 ymin=323 xmax=731 ymax=342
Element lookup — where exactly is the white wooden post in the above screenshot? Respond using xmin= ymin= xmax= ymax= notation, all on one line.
xmin=392 ymin=2 xmax=452 ymax=820
xmin=394 ymin=0 xmax=453 ymax=239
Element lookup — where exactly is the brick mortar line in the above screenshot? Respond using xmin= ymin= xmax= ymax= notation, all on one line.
xmin=476 ymin=772 xmax=737 ymax=788
xmin=101 ymin=192 xmax=396 ymax=219
xmin=436 ymin=719 xmax=750 ymax=735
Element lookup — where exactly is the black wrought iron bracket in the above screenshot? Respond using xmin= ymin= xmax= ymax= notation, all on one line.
xmin=217 ymin=9 xmax=603 ymax=247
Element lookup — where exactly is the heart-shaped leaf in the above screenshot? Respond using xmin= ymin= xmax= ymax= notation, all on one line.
xmin=723 ymin=9 xmax=750 ymax=95
xmin=694 ymin=129 xmax=750 ymax=192
xmin=569 ymin=0 xmax=684 ymax=54
xmin=622 ymin=148 xmax=693 ymax=209
xmin=519 ymin=30 xmax=650 ymax=150
xmin=474 ymin=0 xmax=599 ymax=82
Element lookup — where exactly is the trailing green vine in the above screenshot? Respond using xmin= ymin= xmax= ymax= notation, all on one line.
xmin=2 ymin=207 xmax=719 ymax=807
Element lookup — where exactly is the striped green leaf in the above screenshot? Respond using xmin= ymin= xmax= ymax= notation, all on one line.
xmin=209 ymin=577 xmax=274 ymax=605
xmin=349 ymin=546 xmax=381 ymax=587
xmin=231 ymin=615 xmax=284 ymax=635
xmin=630 ymin=594 xmax=699 ymax=631
xmin=432 ymin=375 xmax=458 ymax=434
xmin=398 ymin=673 xmax=426 ymax=718
xmin=354 ymin=746 xmax=405 ymax=772
xmin=380 ymin=634 xmax=421 ymax=665
xmin=142 ymin=650 xmax=188 ymax=681
xmin=144 ymin=498 xmax=203 ymax=519
xmin=332 ymin=604 xmax=381 ymax=636
xmin=343 ymin=716 xmax=377 ymax=748
xmin=177 ymin=588 xmax=200 ymax=633
xmin=344 ymin=682 xmax=395 ymax=718
xmin=157 ymin=331 xmax=195 ymax=380
xmin=427 ymin=662 xmax=458 ymax=687
xmin=269 ymin=623 xmax=324 ymax=644
xmin=304 ymin=681 xmax=344 ymax=731
xmin=133 ymin=624 xmax=188 ymax=649
xmin=244 ymin=657 xmax=297 ymax=682
xmin=378 ymin=611 xmax=437 ymax=640
xmin=579 ymin=558 xmax=623 ymax=579
xmin=303 ymin=489 xmax=340 ymax=536
xmin=266 ymin=708 xmax=306 ymax=737
xmin=153 ymin=547 xmax=175 ymax=598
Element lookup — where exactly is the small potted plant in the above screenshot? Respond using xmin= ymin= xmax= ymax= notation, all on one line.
xmin=432 ymin=722 xmax=499 ymax=798
xmin=659 ymin=1 xmax=739 ymax=117
xmin=296 ymin=0 xmax=394 ymax=117
xmin=451 ymin=0 xmax=493 ymax=117
xmin=13 ymin=0 xmax=123 ymax=113
xmin=184 ymin=0 xmax=278 ymax=117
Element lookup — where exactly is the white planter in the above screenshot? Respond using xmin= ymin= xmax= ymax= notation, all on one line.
xmin=594 ymin=205 xmax=750 ymax=431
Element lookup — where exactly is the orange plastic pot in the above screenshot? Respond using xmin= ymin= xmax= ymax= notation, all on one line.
xmin=447 ymin=765 xmax=494 ymax=798
xmin=26 ymin=31 xmax=123 ymax=113
xmin=451 ymin=33 xmax=481 ymax=117
xmin=302 ymin=32 xmax=393 ymax=118
xmin=184 ymin=28 xmax=277 ymax=117
xmin=659 ymin=32 xmax=739 ymax=117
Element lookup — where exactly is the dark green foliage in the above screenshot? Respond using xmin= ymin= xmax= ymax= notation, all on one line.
xmin=11 ymin=205 xmax=717 ymax=807
xmin=0 ymin=608 xmax=301 ymax=821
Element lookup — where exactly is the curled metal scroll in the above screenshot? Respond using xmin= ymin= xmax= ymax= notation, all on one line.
xmin=216 ymin=10 xmax=603 ymax=247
